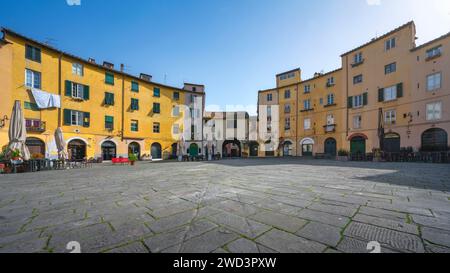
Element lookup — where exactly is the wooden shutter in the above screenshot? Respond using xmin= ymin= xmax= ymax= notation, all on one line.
xmin=347 ymin=96 xmax=353 ymax=108
xmin=378 ymin=88 xmax=384 ymax=102
xmin=397 ymin=83 xmax=403 ymax=98
xmin=65 ymin=81 xmax=72 ymax=96
xmin=363 ymin=93 xmax=368 ymax=105
xmin=63 ymin=109 xmax=71 ymax=125
xmin=83 ymin=112 xmax=90 ymax=127
xmin=83 ymin=85 xmax=90 ymax=100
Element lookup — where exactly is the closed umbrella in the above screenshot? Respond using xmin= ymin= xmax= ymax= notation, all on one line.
xmin=54 ymin=127 xmax=67 ymax=160
xmin=8 ymin=101 xmax=30 ymax=160
xmin=177 ymin=135 xmax=185 ymax=161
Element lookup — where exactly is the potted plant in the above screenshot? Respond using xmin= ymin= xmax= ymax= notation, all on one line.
xmin=10 ymin=149 xmax=22 ymax=162
xmin=31 ymin=153 xmax=45 ymax=160
xmin=128 ymin=153 xmax=138 ymax=166
xmin=337 ymin=149 xmax=349 ymax=161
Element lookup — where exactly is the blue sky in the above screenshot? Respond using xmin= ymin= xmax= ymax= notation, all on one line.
xmin=1 ymin=0 xmax=449 ymax=115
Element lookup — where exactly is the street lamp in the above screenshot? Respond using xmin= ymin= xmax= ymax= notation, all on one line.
xmin=0 ymin=115 xmax=8 ymax=129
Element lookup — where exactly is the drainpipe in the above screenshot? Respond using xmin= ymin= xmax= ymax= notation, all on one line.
xmin=295 ymin=84 xmax=299 ymax=156
xmin=345 ymin=55 xmax=349 ymax=139
xmin=120 ymin=64 xmax=125 ymax=142
xmin=58 ymin=53 xmax=62 ymax=127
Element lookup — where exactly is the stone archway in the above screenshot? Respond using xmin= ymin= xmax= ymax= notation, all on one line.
xmin=222 ymin=139 xmax=241 ymax=158
xmin=68 ymin=139 xmax=87 ymax=161
xmin=26 ymin=137 xmax=45 ymax=156
xmin=151 ymin=143 xmax=162 ymax=159
xmin=421 ymin=128 xmax=448 ymax=152
xmin=101 ymin=141 xmax=116 ymax=161
xmin=324 ymin=138 xmax=337 ymax=156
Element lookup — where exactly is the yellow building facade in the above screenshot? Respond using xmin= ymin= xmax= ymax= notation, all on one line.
xmin=0 ymin=28 xmax=205 ymax=161
xmin=258 ymin=21 xmax=450 ymax=158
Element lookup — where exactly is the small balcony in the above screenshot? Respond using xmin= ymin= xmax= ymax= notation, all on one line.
xmin=26 ymin=119 xmax=46 ymax=133
xmin=324 ymin=124 xmax=336 ymax=133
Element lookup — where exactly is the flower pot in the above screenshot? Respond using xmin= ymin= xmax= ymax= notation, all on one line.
xmin=130 ymin=161 xmax=135 ymax=166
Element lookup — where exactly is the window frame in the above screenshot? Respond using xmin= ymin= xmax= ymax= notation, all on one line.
xmin=384 ymin=110 xmax=397 ymax=125
xmin=385 ymin=62 xmax=397 ymax=74
xmin=25 ymin=69 xmax=42 ymax=89
xmin=384 ymin=85 xmax=397 ymax=101
xmin=327 ymin=93 xmax=335 ymax=105
xmin=25 ymin=44 xmax=41 ymax=63
xmin=153 ymin=103 xmax=161 ymax=114
xmin=385 ymin=37 xmax=396 ymax=51
xmin=353 ymin=74 xmax=363 ymax=84
xmin=353 ymin=94 xmax=364 ymax=108
xmin=153 ymin=122 xmax=161 ymax=133
xmin=70 ymin=110 xmax=84 ymax=126
xmin=304 ymin=118 xmax=311 ymax=130
xmin=72 ymin=63 xmax=84 ymax=76
xmin=71 ymin=83 xmax=84 ymax=99
xmin=427 ymin=72 xmax=442 ymax=91
xmin=131 ymin=120 xmax=139 ymax=132
xmin=353 ymin=115 xmax=362 ymax=129
xmin=426 ymin=102 xmax=442 ymax=121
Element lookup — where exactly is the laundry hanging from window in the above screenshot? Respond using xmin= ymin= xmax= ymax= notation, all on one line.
xmin=31 ymin=89 xmax=61 ymax=109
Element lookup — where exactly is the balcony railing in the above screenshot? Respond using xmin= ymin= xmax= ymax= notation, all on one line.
xmin=26 ymin=119 xmax=46 ymax=132
xmin=324 ymin=124 xmax=336 ymax=133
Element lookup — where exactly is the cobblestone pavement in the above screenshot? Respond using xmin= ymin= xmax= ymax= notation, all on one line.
xmin=0 ymin=158 xmax=449 ymax=253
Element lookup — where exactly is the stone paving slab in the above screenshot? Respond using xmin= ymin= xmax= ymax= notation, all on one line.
xmin=0 ymin=158 xmax=449 ymax=253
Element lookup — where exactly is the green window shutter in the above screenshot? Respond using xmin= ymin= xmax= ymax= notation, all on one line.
xmin=131 ymin=81 xmax=139 ymax=92
xmin=347 ymin=96 xmax=353 ymax=108
xmin=63 ymin=109 xmax=71 ymax=125
xmin=378 ymin=88 xmax=384 ymax=102
xmin=397 ymin=83 xmax=403 ymax=98
xmin=363 ymin=92 xmax=368 ymax=105
xmin=154 ymin=87 xmax=160 ymax=97
xmin=83 ymin=112 xmax=90 ymax=127
xmin=83 ymin=85 xmax=90 ymax=100
xmin=25 ymin=45 xmax=32 ymax=60
xmin=105 ymin=73 xmax=114 ymax=85
xmin=65 ymin=81 xmax=72 ymax=96
xmin=108 ymin=93 xmax=114 ymax=105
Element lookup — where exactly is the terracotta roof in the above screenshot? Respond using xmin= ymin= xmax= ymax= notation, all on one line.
xmin=1 ymin=27 xmax=205 ymax=95
xmin=411 ymin=32 xmax=450 ymax=52
xmin=276 ymin=68 xmax=301 ymax=77
xmin=340 ymin=21 xmax=415 ymax=57
xmin=258 ymin=67 xmax=342 ymax=93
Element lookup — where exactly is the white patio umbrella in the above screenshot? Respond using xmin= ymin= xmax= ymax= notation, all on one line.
xmin=54 ymin=127 xmax=67 ymax=160
xmin=8 ymin=101 xmax=30 ymax=160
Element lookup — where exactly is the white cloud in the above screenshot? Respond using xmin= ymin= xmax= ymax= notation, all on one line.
xmin=366 ymin=0 xmax=381 ymax=6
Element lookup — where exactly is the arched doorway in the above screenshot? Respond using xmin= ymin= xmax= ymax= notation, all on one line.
xmin=283 ymin=140 xmax=293 ymax=156
xmin=26 ymin=137 xmax=45 ymax=156
xmin=128 ymin=142 xmax=141 ymax=159
xmin=189 ymin=143 xmax=199 ymax=157
xmin=101 ymin=141 xmax=116 ymax=161
xmin=151 ymin=143 xmax=162 ymax=159
xmin=384 ymin=133 xmax=401 ymax=153
xmin=421 ymin=128 xmax=448 ymax=151
xmin=301 ymin=138 xmax=314 ymax=156
xmin=222 ymin=140 xmax=241 ymax=158
xmin=68 ymin=139 xmax=86 ymax=161
xmin=171 ymin=143 xmax=178 ymax=159
xmin=249 ymin=141 xmax=259 ymax=157
xmin=350 ymin=135 xmax=367 ymax=155
xmin=324 ymin=138 xmax=337 ymax=156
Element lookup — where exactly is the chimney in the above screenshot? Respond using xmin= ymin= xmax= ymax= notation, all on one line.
xmin=103 ymin=61 xmax=114 ymax=69
xmin=88 ymin=58 xmax=96 ymax=64
xmin=139 ymin=73 xmax=152 ymax=82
